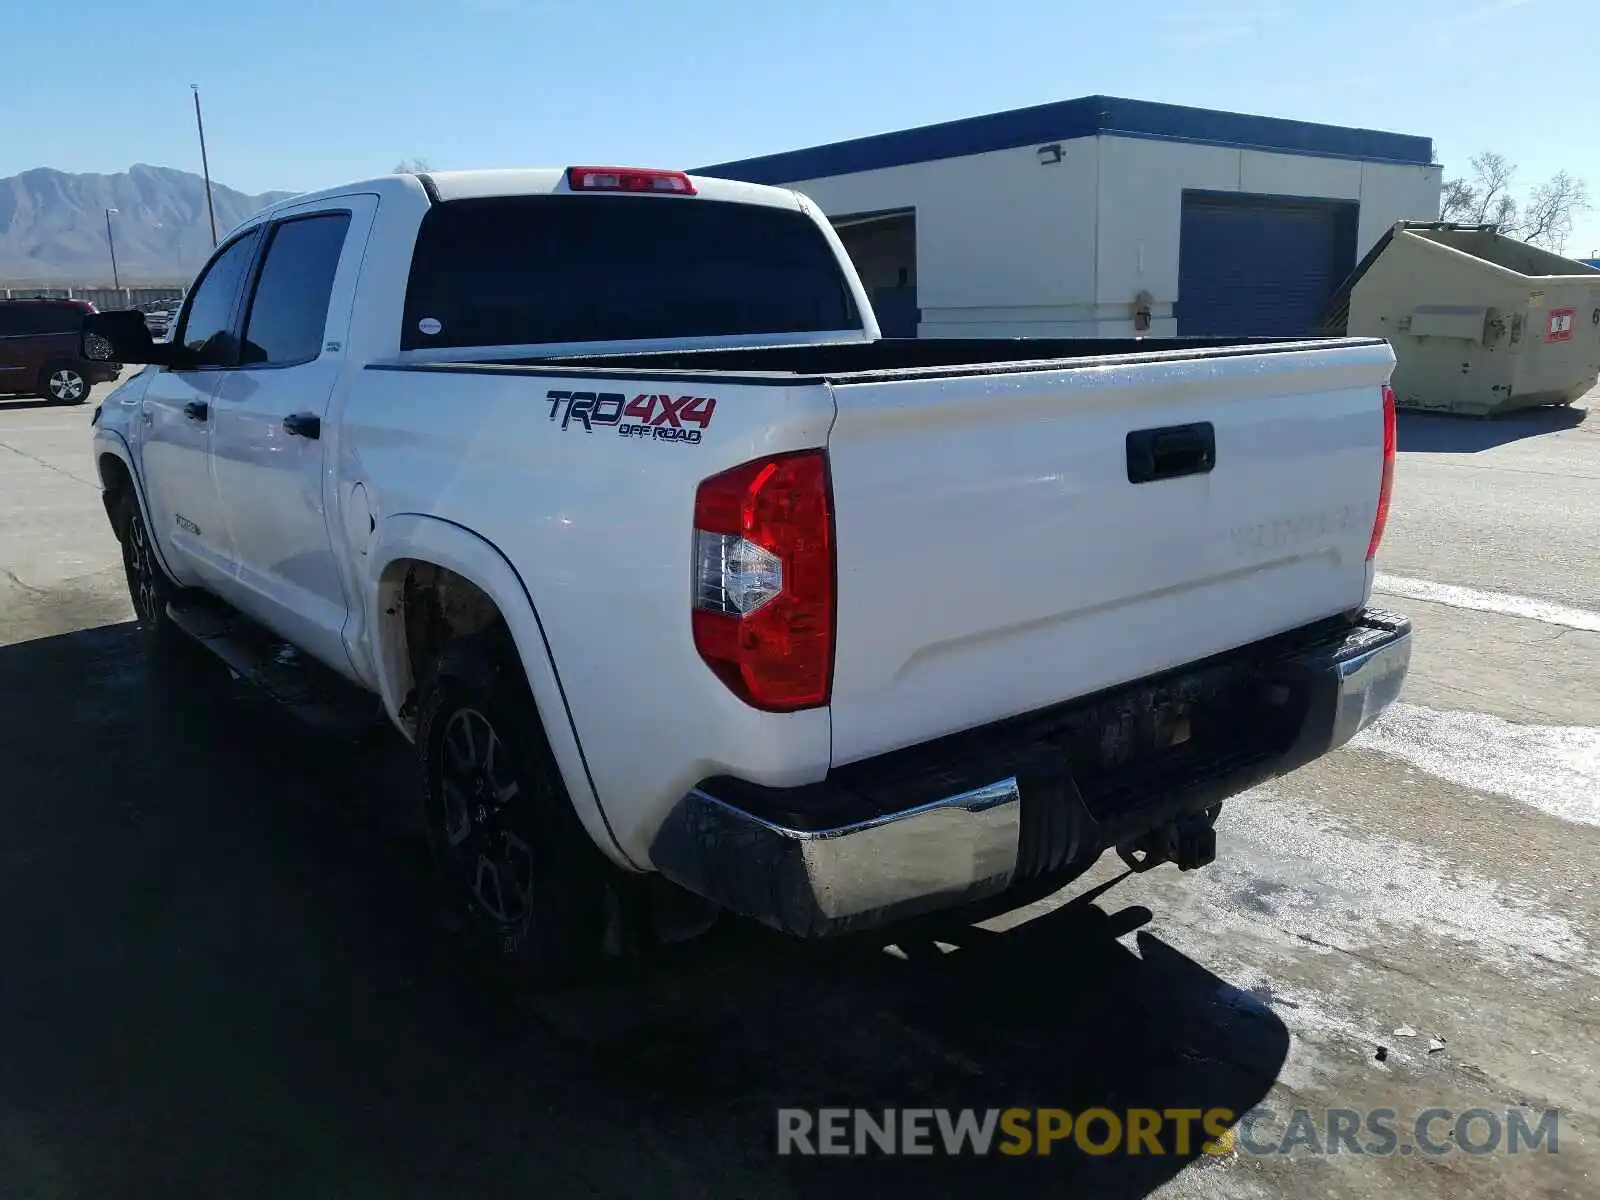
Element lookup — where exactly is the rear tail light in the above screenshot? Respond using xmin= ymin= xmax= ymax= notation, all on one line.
xmin=1367 ymin=383 xmax=1397 ymax=560
xmin=692 ymin=451 xmax=834 ymax=712
xmin=566 ymin=166 xmax=696 ymax=195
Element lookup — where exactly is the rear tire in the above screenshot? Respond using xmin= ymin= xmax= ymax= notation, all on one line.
xmin=416 ymin=627 xmax=610 ymax=988
xmin=40 ymin=362 xmax=89 ymax=405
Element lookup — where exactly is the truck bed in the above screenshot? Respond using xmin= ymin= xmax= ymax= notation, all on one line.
xmin=392 ymin=335 xmax=1381 ymax=383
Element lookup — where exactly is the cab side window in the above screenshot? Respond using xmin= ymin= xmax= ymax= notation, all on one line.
xmin=177 ymin=231 xmax=262 ymax=363
xmin=239 ymin=214 xmax=352 ymax=367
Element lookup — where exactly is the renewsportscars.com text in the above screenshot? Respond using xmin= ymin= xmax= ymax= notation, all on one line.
xmin=776 ymin=1106 xmax=1561 ymax=1158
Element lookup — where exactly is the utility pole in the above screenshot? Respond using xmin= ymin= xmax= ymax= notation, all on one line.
xmin=104 ymin=208 xmax=121 ymax=291
xmin=191 ymin=84 xmax=218 ymax=248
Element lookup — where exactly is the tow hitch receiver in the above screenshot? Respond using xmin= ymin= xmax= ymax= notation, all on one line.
xmin=1117 ymin=812 xmax=1218 ymax=873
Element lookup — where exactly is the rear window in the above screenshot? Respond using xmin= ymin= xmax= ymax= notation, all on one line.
xmin=400 ymin=194 xmax=860 ymax=351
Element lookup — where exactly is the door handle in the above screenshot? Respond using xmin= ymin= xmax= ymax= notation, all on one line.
xmin=183 ymin=401 xmax=209 ymax=422
xmin=1126 ymin=422 xmax=1216 ymax=484
xmin=282 ymin=412 xmax=322 ymax=440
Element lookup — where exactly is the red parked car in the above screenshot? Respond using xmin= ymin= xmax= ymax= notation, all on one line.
xmin=0 ymin=298 xmax=122 ymax=404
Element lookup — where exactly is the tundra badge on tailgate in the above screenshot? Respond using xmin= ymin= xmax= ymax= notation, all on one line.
xmin=547 ymin=390 xmax=716 ymax=445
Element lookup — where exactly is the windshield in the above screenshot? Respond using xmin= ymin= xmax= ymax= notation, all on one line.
xmin=400 ymin=194 xmax=861 ymax=351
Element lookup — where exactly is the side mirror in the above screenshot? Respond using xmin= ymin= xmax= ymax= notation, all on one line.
xmin=82 ymin=309 xmax=185 ymax=368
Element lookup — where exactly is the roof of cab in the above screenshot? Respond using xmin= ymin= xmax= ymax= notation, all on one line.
xmin=427 ymin=168 xmax=801 ymax=209
xmin=246 ymin=167 xmax=805 ymax=228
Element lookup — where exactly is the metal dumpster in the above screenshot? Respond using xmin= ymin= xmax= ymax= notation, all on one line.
xmin=1318 ymin=222 xmax=1600 ymax=415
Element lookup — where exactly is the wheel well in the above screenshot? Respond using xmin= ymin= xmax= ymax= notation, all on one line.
xmin=380 ymin=560 xmax=509 ymax=731
xmin=39 ymin=359 xmax=84 ymax=383
xmin=98 ymin=453 xmax=134 ymax=531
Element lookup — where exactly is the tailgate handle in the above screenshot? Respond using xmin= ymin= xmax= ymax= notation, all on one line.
xmin=1126 ymin=422 xmax=1215 ymax=484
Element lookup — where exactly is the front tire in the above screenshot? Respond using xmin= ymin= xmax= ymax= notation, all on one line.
xmin=115 ymin=492 xmax=186 ymax=654
xmin=417 ymin=629 xmax=609 ymax=987
xmin=40 ymin=363 xmax=89 ymax=405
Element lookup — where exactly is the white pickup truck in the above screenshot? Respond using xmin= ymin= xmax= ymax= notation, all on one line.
xmin=85 ymin=165 xmax=1410 ymax=981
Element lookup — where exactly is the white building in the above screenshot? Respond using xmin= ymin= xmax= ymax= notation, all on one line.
xmin=697 ymin=95 xmax=1442 ymax=339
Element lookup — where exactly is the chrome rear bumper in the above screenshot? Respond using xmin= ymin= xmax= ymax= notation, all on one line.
xmin=652 ymin=608 xmax=1411 ymax=938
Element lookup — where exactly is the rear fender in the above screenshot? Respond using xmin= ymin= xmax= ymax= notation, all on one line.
xmin=367 ymin=514 xmax=636 ymax=870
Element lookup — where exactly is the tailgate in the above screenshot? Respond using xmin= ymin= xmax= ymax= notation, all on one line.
xmin=824 ymin=340 xmax=1395 ymax=765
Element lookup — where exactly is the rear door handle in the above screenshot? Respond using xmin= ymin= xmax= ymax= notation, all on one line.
xmin=1126 ymin=422 xmax=1216 ymax=484
xmin=182 ymin=401 xmax=208 ymax=422
xmin=282 ymin=412 xmax=321 ymax=440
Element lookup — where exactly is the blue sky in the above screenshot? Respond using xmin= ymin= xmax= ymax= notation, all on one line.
xmin=6 ymin=0 xmax=1598 ymax=253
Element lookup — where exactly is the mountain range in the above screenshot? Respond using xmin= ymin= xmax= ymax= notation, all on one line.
xmin=0 ymin=164 xmax=297 ymax=283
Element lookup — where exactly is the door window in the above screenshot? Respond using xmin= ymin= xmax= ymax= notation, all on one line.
xmin=175 ymin=230 xmax=262 ymax=363
xmin=239 ymin=213 xmax=352 ymax=367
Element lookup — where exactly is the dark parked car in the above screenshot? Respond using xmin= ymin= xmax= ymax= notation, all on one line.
xmin=0 ymin=298 xmax=122 ymax=404
xmin=136 ymin=297 xmax=182 ymax=340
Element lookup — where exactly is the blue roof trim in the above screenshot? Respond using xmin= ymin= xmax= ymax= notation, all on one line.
xmin=696 ymin=95 xmax=1435 ymax=185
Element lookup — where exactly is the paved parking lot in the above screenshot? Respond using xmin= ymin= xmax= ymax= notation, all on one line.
xmin=1 ymin=383 xmax=1596 ymax=1198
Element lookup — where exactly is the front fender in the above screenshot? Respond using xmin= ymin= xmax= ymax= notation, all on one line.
xmin=93 ymin=426 xmax=183 ymax=586
xmin=367 ymin=513 xmax=638 ymax=870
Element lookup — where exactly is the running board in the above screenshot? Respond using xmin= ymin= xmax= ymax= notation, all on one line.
xmin=165 ymin=595 xmax=386 ymax=738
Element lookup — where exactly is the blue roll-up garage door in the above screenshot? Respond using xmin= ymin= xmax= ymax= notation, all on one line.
xmin=1177 ymin=192 xmax=1358 ymax=338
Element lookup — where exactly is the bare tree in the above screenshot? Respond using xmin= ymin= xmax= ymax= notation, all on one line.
xmin=1440 ymin=152 xmax=1518 ymax=226
xmin=392 ymin=158 xmax=433 ymax=174
xmin=1517 ymin=171 xmax=1590 ymax=253
xmin=1440 ymin=152 xmax=1592 ymax=253
xmin=1439 ymin=177 xmax=1475 ymax=220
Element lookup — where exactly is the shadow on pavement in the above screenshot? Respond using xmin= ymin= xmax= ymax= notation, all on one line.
xmin=0 ymin=397 xmax=88 ymax=413
xmin=0 ymin=622 xmax=1288 ymax=1199
xmin=1397 ymin=403 xmax=1587 ymax=453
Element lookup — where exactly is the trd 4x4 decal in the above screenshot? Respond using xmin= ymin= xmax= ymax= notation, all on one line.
xmin=547 ymin=390 xmax=716 ymax=444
